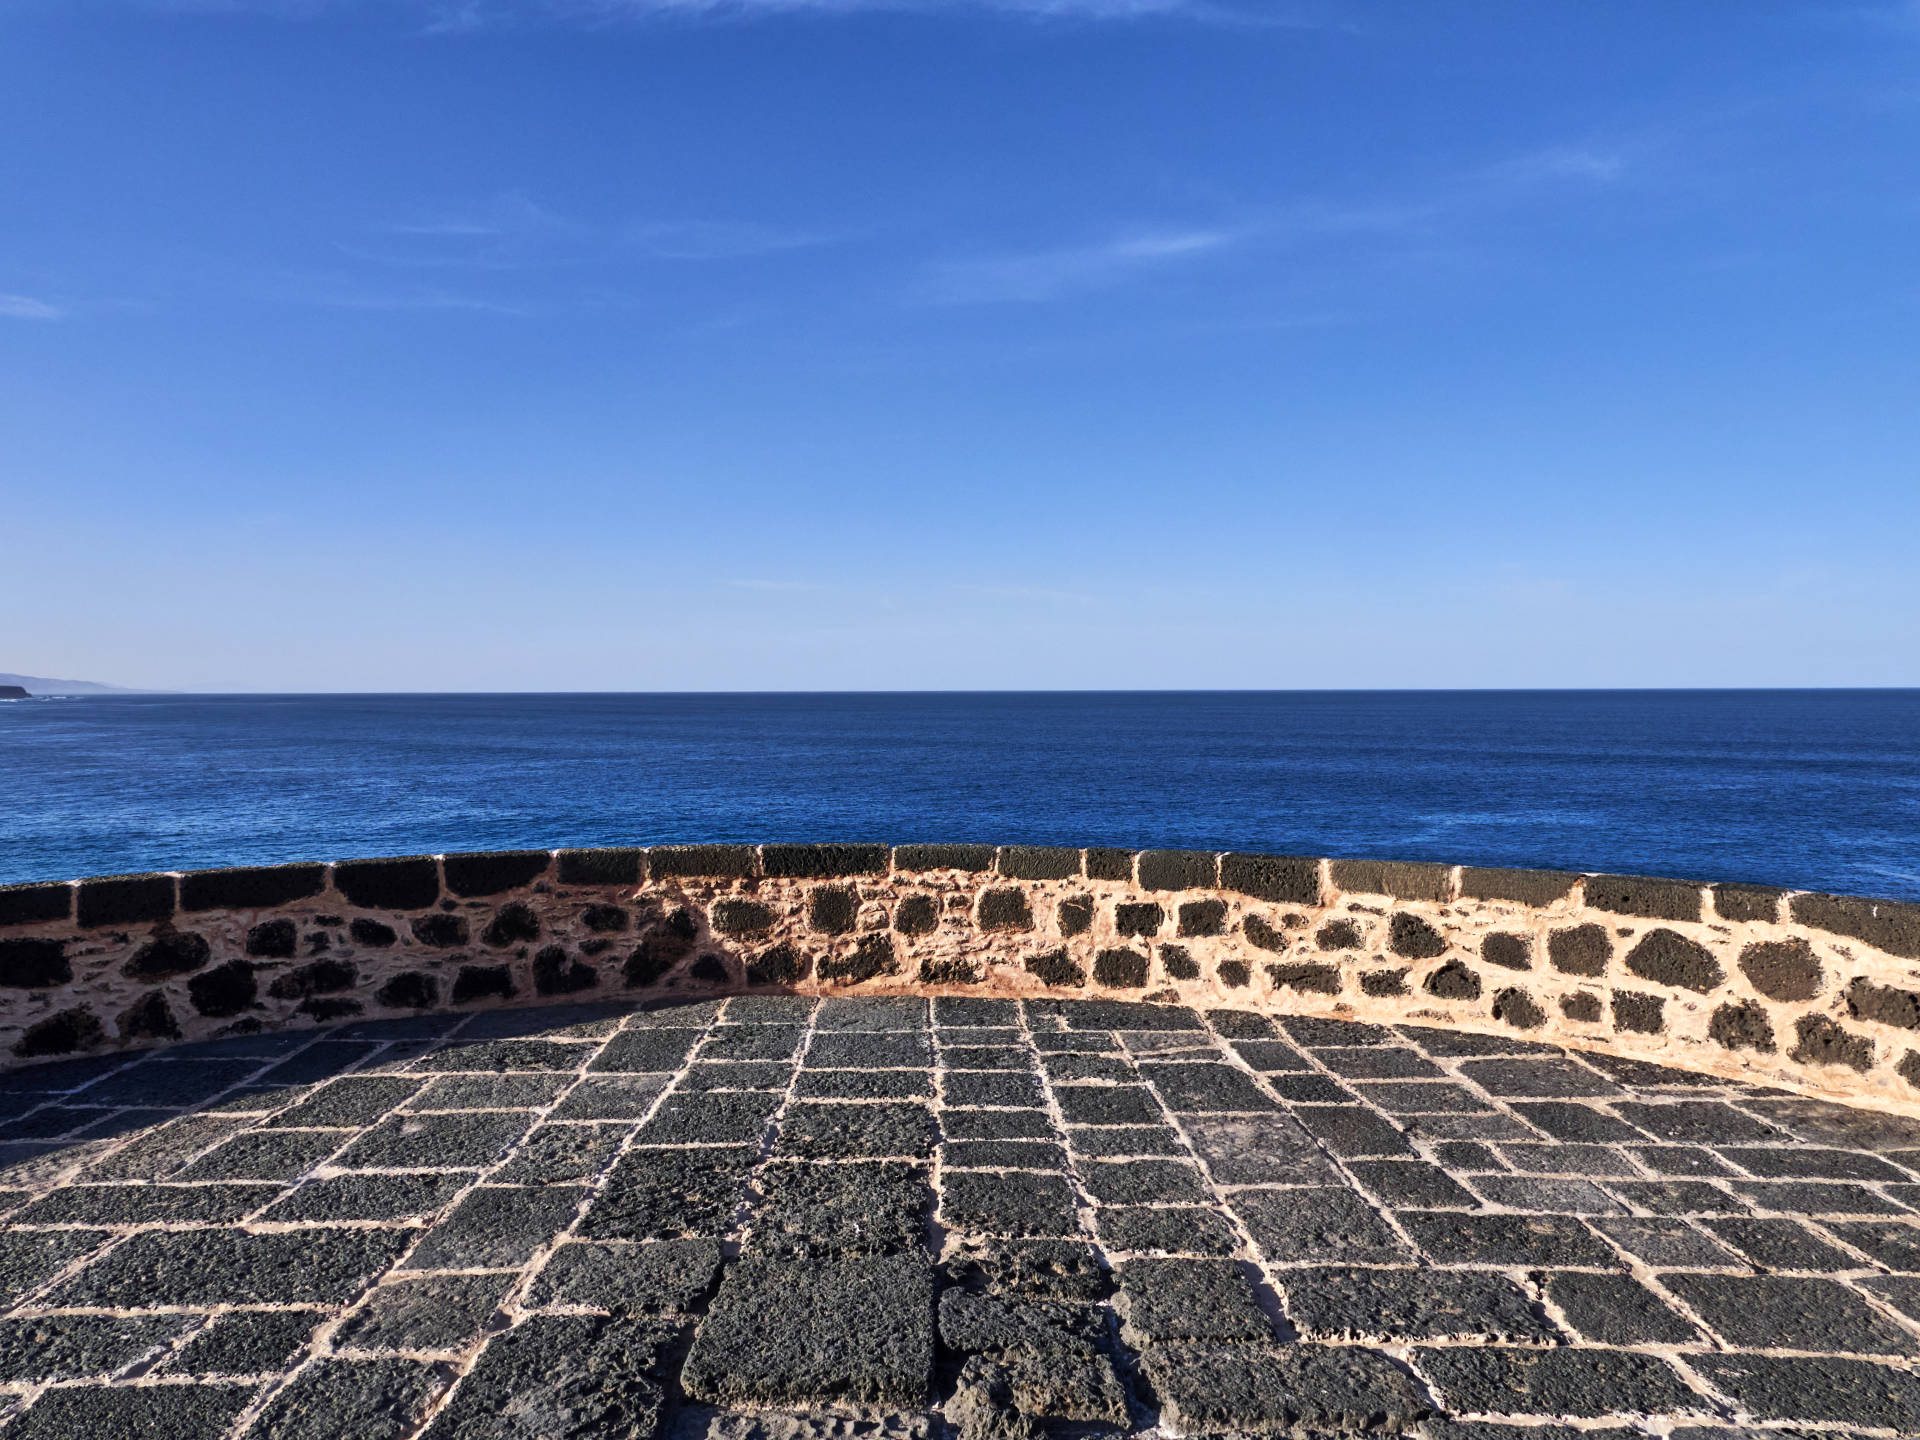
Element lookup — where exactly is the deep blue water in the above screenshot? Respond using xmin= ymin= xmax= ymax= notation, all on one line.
xmin=1 ymin=691 xmax=1916 ymax=900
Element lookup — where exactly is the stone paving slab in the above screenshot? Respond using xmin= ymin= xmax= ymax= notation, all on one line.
xmin=3 ymin=997 xmax=1920 ymax=1436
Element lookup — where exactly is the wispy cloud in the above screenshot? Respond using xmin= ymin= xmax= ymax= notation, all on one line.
xmin=0 ymin=294 xmax=62 ymax=320
xmin=921 ymin=227 xmax=1235 ymax=304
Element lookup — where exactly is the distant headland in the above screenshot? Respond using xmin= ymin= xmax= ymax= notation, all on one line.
xmin=0 ymin=672 xmax=143 ymax=696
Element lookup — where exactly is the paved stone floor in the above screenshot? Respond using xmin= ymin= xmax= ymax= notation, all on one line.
xmin=3 ymin=998 xmax=1920 ymax=1438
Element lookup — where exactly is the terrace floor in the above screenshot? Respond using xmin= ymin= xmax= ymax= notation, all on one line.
xmin=1 ymin=995 xmax=1919 ymax=1438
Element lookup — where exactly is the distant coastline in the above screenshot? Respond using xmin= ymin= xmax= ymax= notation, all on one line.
xmin=0 ymin=673 xmax=147 ymax=697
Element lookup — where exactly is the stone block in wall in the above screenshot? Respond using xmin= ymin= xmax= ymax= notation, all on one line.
xmin=15 ymin=1007 xmax=105 ymax=1057
xmin=810 ymin=887 xmax=859 ymax=936
xmin=1361 ymin=969 xmax=1408 ymax=996
xmin=1736 ymin=938 xmax=1822 ymax=1002
xmin=1712 ymin=883 xmax=1785 ymax=923
xmin=351 ymin=918 xmax=398 ymax=948
xmin=0 ymin=881 xmax=73 ymax=928
xmin=761 ymin=844 xmax=890 ymax=878
xmin=1491 ymin=987 xmax=1545 ymax=1030
xmin=1094 ymin=949 xmax=1148 ymax=988
xmin=976 ymin=890 xmax=1033 ymax=932
xmin=1710 ymin=1001 xmax=1776 ymax=1053
xmin=1480 ymin=934 xmax=1531 ymax=971
xmin=1178 ymin=900 xmax=1226 ymax=937
xmin=893 ymin=844 xmax=995 ymax=873
xmin=77 ymin=872 xmax=176 ymax=928
xmin=1561 ymin=992 xmax=1602 ymax=1023
xmin=1791 ymin=1015 xmax=1874 ymax=1072
xmin=1026 ymin=949 xmax=1084 ymax=987
xmin=1160 ymin=945 xmax=1200 ymax=980
xmin=1316 ymin=920 xmax=1362 ymax=952
xmin=1389 ymin=913 xmax=1447 ymax=959
xmin=1847 ymin=979 xmax=1920 ymax=1032
xmin=1425 ymin=960 xmax=1481 ymax=1001
xmin=998 ymin=847 xmax=1082 ymax=881
xmin=1623 ymin=930 xmax=1724 ymax=994
xmin=189 ymin=960 xmax=257 ymax=1018
xmin=1267 ymin=962 xmax=1340 ymax=994
xmin=1548 ymin=925 xmax=1610 ymax=977
xmin=1583 ymin=874 xmax=1704 ymax=924
xmin=443 ymin=851 xmax=552 ymax=898
xmin=482 ymin=903 xmax=540 ymax=947
xmin=179 ymin=863 xmax=327 ymax=912
xmin=1790 ymin=893 xmax=1920 ymax=960
xmin=1086 ymin=849 xmax=1134 ymax=882
xmin=747 ymin=943 xmax=809 ymax=986
xmin=453 ymin=965 xmax=515 ymax=1003
xmin=332 ymin=857 xmax=441 ymax=911
xmin=893 ymin=895 xmax=938 ymax=936
xmin=1221 ymin=853 xmax=1321 ymax=906
xmin=411 ymin=914 xmax=470 ymax=949
xmin=1329 ymin=858 xmax=1452 ymax=903
xmin=1115 ymin=903 xmax=1163 ymax=938
xmin=648 ymin=846 xmax=756 ymax=880
xmin=1457 ymin=867 xmax=1580 ymax=907
xmin=1057 ymin=896 xmax=1094 ymax=937
xmin=1138 ymin=850 xmax=1217 ymax=891
xmin=124 ymin=931 xmax=211 ymax=980
xmin=711 ymin=900 xmax=776 ymax=936
xmin=1612 ymin=991 xmax=1665 ymax=1034
xmin=556 ymin=848 xmax=644 ymax=887
xmin=0 ymin=938 xmax=71 ymax=988
xmin=1243 ymin=916 xmax=1287 ymax=952
xmin=245 ymin=919 xmax=298 ymax=959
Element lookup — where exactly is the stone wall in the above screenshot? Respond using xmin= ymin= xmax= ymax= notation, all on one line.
xmin=2 ymin=844 xmax=1918 ymax=1107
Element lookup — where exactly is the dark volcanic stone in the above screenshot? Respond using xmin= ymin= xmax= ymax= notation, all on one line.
xmin=1850 ymin=976 xmax=1920 ymax=1030
xmin=0 ymin=1312 xmax=190 ymax=1381
xmin=1415 ymin=1346 xmax=1697 ymax=1419
xmin=336 ymin=1109 xmax=534 ymax=1169
xmin=164 ymin=1308 xmax=321 ymax=1375
xmin=1689 ymin=1353 xmax=1920 ymax=1428
xmin=482 ymin=901 xmax=541 ymax=947
xmin=410 ymin=912 xmax=469 ymax=948
xmin=999 ymin=846 xmax=1082 ymax=881
xmin=533 ymin=945 xmax=598 ymax=995
xmin=0 ymin=881 xmax=73 ymax=928
xmin=1242 ymin=914 xmax=1286 ymax=951
xmin=580 ymin=903 xmax=629 ymax=932
xmin=269 ymin=957 xmax=356 ymax=998
xmin=1611 ymin=1100 xmax=1780 ymax=1144
xmin=1481 ymin=932 xmax=1532 ymax=970
xmin=1664 ymin=1273 xmax=1920 ymax=1354
xmin=1703 ymin=1216 xmax=1858 ymax=1271
xmin=637 ymin=1090 xmax=779 ymax=1145
xmin=710 ymin=898 xmax=775 ymax=934
xmin=1177 ymin=899 xmax=1226 ymax=936
xmin=376 ymin=971 xmax=437 ymax=1008
xmin=1492 ymin=986 xmax=1546 ymax=1029
xmin=1159 ymin=944 xmax=1200 ymax=980
xmin=1025 ymin=948 xmax=1084 ymax=986
xmin=1623 ymin=929 xmax=1723 ymax=992
xmin=1712 ymin=881 xmax=1786 ymax=921
xmin=1141 ymin=1062 xmax=1279 ymax=1112
xmin=181 ymin=863 xmax=329 ymax=913
xmin=1347 ymin=1159 xmax=1478 ymax=1209
xmin=1217 ymin=959 xmax=1251 ymax=986
xmin=452 ymin=964 xmax=514 ymax=1003
xmin=1138 ymin=849 xmax=1215 ymax=890
xmin=1791 ymin=892 xmax=1920 ymax=960
xmin=745 ymin=942 xmax=809 ymax=985
xmin=352 ymin=916 xmax=399 ymax=947
xmin=1096 ymin=1206 xmax=1240 ymax=1256
xmin=1294 ymin=1106 xmax=1413 ymax=1157
xmin=1584 ymin=874 xmax=1703 ymax=923
xmin=426 ymin=1314 xmax=673 ymax=1439
xmin=116 ymin=988 xmax=181 ymax=1041
xmin=820 ymin=933 xmax=896 ymax=983
xmin=266 ymin=1075 xmax=422 ymax=1127
xmin=1220 ymin=853 xmax=1321 ymax=905
xmin=0 ymin=938 xmax=70 ymax=989
xmin=893 ymin=843 xmax=996 ymax=872
xmin=977 ymin=887 xmax=1034 ymax=931
xmin=124 ymin=929 xmax=211 ymax=980
xmin=584 ymin=1145 xmax=759 ymax=1240
xmin=529 ymin=1237 xmax=720 ymax=1314
xmin=50 ymin=1227 xmax=411 ymax=1308
xmin=406 ymin=1185 xmax=587 ymax=1270
xmin=1267 ymin=961 xmax=1340 ymax=993
xmin=1459 ymin=866 xmax=1580 ymax=906
xmin=1399 ymin=1212 xmax=1619 ymax=1268
xmin=1179 ymin=1114 xmax=1341 ymax=1185
xmin=1424 ymin=959 xmax=1481 ymax=1000
xmin=250 ymin=1357 xmax=444 ymax=1439
xmin=264 ymin=1173 xmax=473 ymax=1223
xmin=442 ymin=849 xmax=550 ymax=897
xmin=1113 ymin=902 xmax=1163 ymax=938
xmin=1317 ymin=918 xmax=1363 ymax=950
xmin=1234 ymin=1187 xmax=1408 ymax=1263
xmin=1142 ymin=1342 xmax=1428 ymax=1435
xmin=10 ymin=1385 xmax=254 ymax=1440
xmin=77 ymin=871 xmax=176 ymax=928
xmin=335 ymin=1274 xmax=511 ymax=1353
xmin=892 ymin=893 xmax=939 ymax=936
xmin=1330 ymin=858 xmax=1452 ymax=902
xmin=186 ymin=959 xmax=256 ymax=1017
xmin=1459 ymin=1058 xmax=1622 ymax=1098
xmin=1791 ymin=1014 xmax=1876 ymax=1071
xmin=1709 ymin=998 xmax=1776 ymax=1052
xmin=1390 ymin=913 xmax=1448 ymax=958
xmin=682 ymin=1253 xmax=933 ymax=1405
xmin=333 ymin=856 xmax=440 ymax=911
xmin=1548 ymin=923 xmax=1611 ymax=977
xmin=777 ymin=1102 xmax=931 ymax=1159
xmin=1284 ymin=1266 xmax=1549 ymax=1343
xmin=1739 ymin=936 xmax=1823 ymax=1000
xmin=1093 ymin=948 xmax=1149 ymax=988
xmin=1560 ymin=991 xmax=1603 ymax=1022
xmin=943 ymin=1171 xmax=1079 ymax=1236
xmin=1115 ymin=1257 xmax=1271 ymax=1345
xmin=555 ymin=846 xmax=643 ymax=886
xmin=1545 ymin=1272 xmax=1697 ymax=1345
xmin=1361 ymin=968 xmax=1410 ymax=996
xmin=648 ymin=844 xmax=755 ymax=879
xmin=763 ymin=843 xmax=890 ymax=878
xmin=1611 ymin=989 xmax=1664 ymax=1033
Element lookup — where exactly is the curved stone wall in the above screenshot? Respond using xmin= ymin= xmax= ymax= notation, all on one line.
xmin=1 ymin=844 xmax=1917 ymax=1106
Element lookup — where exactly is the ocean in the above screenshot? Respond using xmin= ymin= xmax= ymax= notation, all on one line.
xmin=1 ymin=691 xmax=1916 ymax=900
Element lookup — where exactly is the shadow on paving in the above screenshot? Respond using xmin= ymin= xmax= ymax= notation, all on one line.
xmin=2 ymin=994 xmax=1920 ymax=1437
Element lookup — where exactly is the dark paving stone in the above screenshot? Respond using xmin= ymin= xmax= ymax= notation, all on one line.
xmin=796 ymin=1068 xmax=931 ymax=1100
xmin=1497 ymin=1143 xmax=1637 ymax=1177
xmin=589 ymin=1028 xmax=704 ymax=1073
xmin=1508 ymin=1102 xmax=1646 ymax=1144
xmin=1860 ymin=1274 xmax=1920 ymax=1321
xmin=635 ymin=1091 xmax=780 ymax=1145
xmin=1115 ymin=1257 xmax=1271 ymax=1344
xmin=1282 ymin=1266 xmax=1551 ymax=1343
xmin=1689 ymin=1353 xmax=1920 ymax=1429
xmin=414 ymin=1039 xmax=590 ymax=1073
xmin=1741 ymin=1097 xmax=1920 ymax=1153
xmin=1667 ymin=1273 xmax=1920 ymax=1353
xmin=1067 ymin=1125 xmax=1186 ymax=1157
xmin=582 ymin=1145 xmax=758 ymax=1240
xmin=936 ymin=997 xmax=1021 ymax=1027
xmin=1626 ymin=1144 xmax=1737 ymax=1177
xmin=698 ymin=1024 xmax=806 ymax=1062
xmin=175 ymin=1128 xmax=346 ymax=1180
xmin=81 ymin=1114 xmax=249 ymax=1181
xmin=1402 ymin=1112 xmax=1536 ymax=1142
xmin=1207 ymin=1010 xmax=1277 ymax=1038
xmin=1094 ymin=1205 xmax=1240 ymax=1255
xmin=1468 ymin=1175 xmax=1621 ymax=1214
xmin=946 ymin=1027 xmax=1023 ymax=1046
xmin=423 ymin=1313 xmax=673 ymax=1440
xmin=943 ymin=1071 xmax=1043 ymax=1108
xmin=1230 ymin=1040 xmax=1313 ymax=1072
xmin=0 ymin=1313 xmax=191 ymax=1381
xmin=408 ymin=1073 xmax=571 ymax=1110
xmin=1233 ymin=1187 xmax=1410 ymax=1263
xmin=1054 ymin=1086 xmax=1162 ymax=1127
xmin=1590 ymin=1215 xmax=1742 ymax=1268
xmin=527 ymin=1237 xmax=721 ymax=1313
xmin=549 ymin=1075 xmax=669 ymax=1119
xmin=1608 ymin=1180 xmax=1749 ymax=1216
xmin=1545 ymin=1272 xmax=1698 ymax=1344
xmin=675 ymin=1061 xmax=794 ymax=1092
xmin=404 ymin=1184 xmax=587 ymax=1269
xmin=1458 ymin=1059 xmax=1624 ymax=1098
xmin=942 ymin=1046 xmax=1032 ymax=1071
xmin=944 ymin=1139 xmax=1067 ymax=1170
xmin=945 ymin=1108 xmax=1055 ymax=1141
xmin=750 ymin=1160 xmax=928 ymax=1258
xmin=1723 ymin=1145 xmax=1909 ymax=1181
xmin=1141 ymin=1342 xmax=1429 ymax=1435
xmin=1044 ymin=1053 xmax=1136 ymax=1083
xmin=492 ymin=1123 xmax=625 ymax=1185
xmin=1355 ymin=1081 xmax=1493 ymax=1114
xmin=1582 ymin=1052 xmax=1730 ymax=1088
xmin=943 ymin=1171 xmax=1079 ymax=1237
xmin=1063 ymin=1000 xmax=1203 ymax=1031
xmin=723 ymin=995 xmax=816 ymax=1024
xmin=682 ymin=1252 xmax=934 ymax=1406
xmin=1347 ymin=1159 xmax=1480 ymax=1210
xmin=1031 ymin=1031 xmax=1120 ymax=1054
xmin=250 ymin=1042 xmax=382 ymax=1088
xmin=336 ymin=1110 xmax=536 ymax=1169
xmin=1611 ymin=1101 xmax=1783 ymax=1145
xmin=12 ymin=1182 xmax=277 ymax=1226
xmin=813 ymin=997 xmax=928 ymax=1030
xmin=49 ymin=1226 xmax=412 ymax=1306
xmin=777 ymin=1102 xmax=932 ymax=1160
xmin=1316 ymin=1047 xmax=1446 ymax=1079
xmin=1433 ymin=1140 xmax=1504 ymax=1171
xmin=72 ymin=1059 xmax=265 ymax=1109
xmin=264 ymin=1170 xmax=473 ymax=1221
xmin=9 ymin=1383 xmax=254 ymax=1440
xmin=1292 ymin=1105 xmax=1413 ymax=1157
xmin=1731 ymin=1179 xmax=1910 ymax=1215
xmin=335 ymin=1273 xmax=514 ymax=1351
xmin=1400 ymin=1212 xmax=1620 ymax=1268
xmin=1138 ymin=1063 xmax=1279 ymax=1113
xmin=252 ymin=1356 xmax=446 ymax=1440
xmin=1703 ymin=1216 xmax=1861 ymax=1271
xmin=808 ymin=1031 xmax=932 ymax=1068
xmin=265 ymin=1076 xmax=423 ymax=1129
xmin=162 ymin=1309 xmax=323 ymax=1375
xmin=1263 ymin=1074 xmax=1358 ymax=1103
xmin=1414 ymin=1346 xmax=1698 ymax=1420
xmin=0 ymin=1229 xmax=106 ymax=1307
xmin=1425 ymin=1426 xmax=1635 ymax=1440
xmin=459 ymin=1004 xmax=631 ymax=1040
xmin=942 ymin=1238 xmax=1107 ymax=1300
xmin=1827 ymin=1219 xmax=1920 ymax=1271
xmin=1281 ymin=1017 xmax=1394 ymax=1047
xmin=1078 ymin=1158 xmax=1210 ymax=1205
xmin=1398 ymin=1024 xmax=1561 ymax=1057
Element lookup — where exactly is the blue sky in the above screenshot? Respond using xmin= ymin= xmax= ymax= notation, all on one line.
xmin=3 ymin=0 xmax=1917 ymax=691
